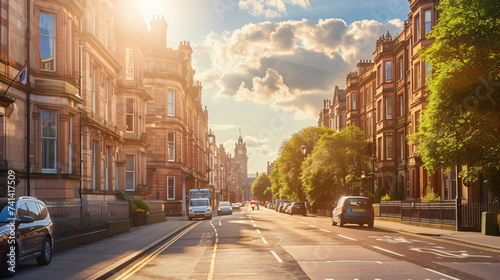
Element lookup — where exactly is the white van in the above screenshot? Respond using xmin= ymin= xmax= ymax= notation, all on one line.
xmin=188 ymin=198 xmax=212 ymax=220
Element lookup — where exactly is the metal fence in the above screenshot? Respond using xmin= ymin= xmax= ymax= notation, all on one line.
xmin=461 ymin=200 xmax=499 ymax=229
xmin=380 ymin=200 xmax=500 ymax=230
xmin=46 ymin=201 xmax=129 ymax=240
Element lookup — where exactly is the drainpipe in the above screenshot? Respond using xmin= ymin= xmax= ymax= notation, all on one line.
xmin=26 ymin=0 xmax=31 ymax=195
xmin=394 ymin=51 xmax=398 ymax=200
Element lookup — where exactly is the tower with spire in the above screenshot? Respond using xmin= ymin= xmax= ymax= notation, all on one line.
xmin=234 ymin=129 xmax=248 ymax=200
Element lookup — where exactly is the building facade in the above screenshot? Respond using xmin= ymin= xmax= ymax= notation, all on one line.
xmin=318 ymin=0 xmax=493 ymax=203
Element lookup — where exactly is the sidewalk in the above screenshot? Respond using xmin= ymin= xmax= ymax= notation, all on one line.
xmin=374 ymin=217 xmax=500 ymax=251
xmin=15 ymin=217 xmax=195 ymax=280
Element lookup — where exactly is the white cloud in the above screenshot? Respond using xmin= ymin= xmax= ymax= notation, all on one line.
xmin=210 ymin=123 xmax=237 ymax=131
xmin=198 ymin=17 xmax=403 ymax=120
xmin=239 ymin=0 xmax=310 ymax=18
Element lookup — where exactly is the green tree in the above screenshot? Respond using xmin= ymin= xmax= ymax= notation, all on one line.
xmin=301 ymin=126 xmax=368 ymax=205
xmin=269 ymin=162 xmax=284 ymax=199
xmin=411 ymin=0 xmax=500 ymax=197
xmin=251 ymin=173 xmax=273 ymax=201
xmin=274 ymin=126 xmax=334 ymax=202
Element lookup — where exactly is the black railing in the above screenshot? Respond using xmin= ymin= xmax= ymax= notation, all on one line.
xmin=461 ymin=200 xmax=499 ymax=229
xmin=46 ymin=201 xmax=129 ymax=240
xmin=379 ymin=201 xmax=402 ymax=218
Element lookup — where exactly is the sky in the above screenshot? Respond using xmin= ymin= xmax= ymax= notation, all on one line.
xmin=140 ymin=0 xmax=410 ymax=176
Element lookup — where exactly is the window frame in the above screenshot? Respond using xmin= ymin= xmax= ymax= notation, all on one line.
xmin=41 ymin=110 xmax=57 ymax=173
xmin=424 ymin=10 xmax=432 ymax=35
xmin=385 ymin=61 xmax=391 ymax=82
xmin=126 ymin=98 xmax=134 ymax=133
xmin=385 ymin=135 xmax=393 ymax=160
xmin=168 ymin=132 xmax=175 ymax=162
xmin=385 ymin=97 xmax=392 ymax=120
xmin=167 ymin=90 xmax=176 ymax=116
xmin=39 ymin=12 xmax=56 ymax=72
xmin=352 ymin=93 xmax=357 ymax=110
xmin=125 ymin=155 xmax=136 ymax=191
xmin=125 ymin=47 xmax=135 ymax=80
xmin=167 ymin=176 xmax=175 ymax=200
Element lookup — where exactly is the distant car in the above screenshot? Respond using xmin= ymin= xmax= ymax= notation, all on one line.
xmin=231 ymin=203 xmax=240 ymax=210
xmin=281 ymin=203 xmax=292 ymax=214
xmin=0 ymin=196 xmax=54 ymax=277
xmin=189 ymin=198 xmax=212 ymax=220
xmin=284 ymin=203 xmax=293 ymax=214
xmin=289 ymin=202 xmax=307 ymax=216
xmin=217 ymin=202 xmax=233 ymax=215
xmin=275 ymin=199 xmax=290 ymax=212
xmin=332 ymin=196 xmax=374 ymax=228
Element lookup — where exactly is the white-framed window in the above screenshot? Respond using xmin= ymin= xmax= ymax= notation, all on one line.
xmin=168 ymin=132 xmax=175 ymax=162
xmin=377 ymin=65 xmax=382 ymax=85
xmin=68 ymin=117 xmax=72 ymax=174
xmin=125 ymin=155 xmax=135 ymax=191
xmin=425 ymin=10 xmax=432 ymax=35
xmin=167 ymin=90 xmax=175 ymax=116
xmin=399 ymin=57 xmax=404 ymax=79
xmin=167 ymin=176 xmax=175 ymax=200
xmin=92 ymin=141 xmax=96 ymax=189
xmin=385 ymin=98 xmax=392 ymax=120
xmin=415 ymin=62 xmax=421 ymax=89
xmin=385 ymin=135 xmax=392 ymax=160
xmin=40 ymin=13 xmax=55 ymax=71
xmin=126 ymin=98 xmax=134 ymax=132
xmin=385 ymin=61 xmax=391 ymax=82
xmin=41 ymin=110 xmax=57 ymax=173
xmin=399 ymin=95 xmax=404 ymax=116
xmin=352 ymin=93 xmax=357 ymax=110
xmin=125 ymin=47 xmax=134 ymax=80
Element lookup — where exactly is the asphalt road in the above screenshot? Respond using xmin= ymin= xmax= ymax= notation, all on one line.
xmin=111 ymin=207 xmax=500 ymax=280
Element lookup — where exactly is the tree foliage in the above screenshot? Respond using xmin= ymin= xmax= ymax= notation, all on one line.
xmin=251 ymin=173 xmax=272 ymax=201
xmin=272 ymin=126 xmax=334 ymax=202
xmin=411 ymin=0 xmax=500 ymax=197
xmin=301 ymin=126 xmax=368 ymax=205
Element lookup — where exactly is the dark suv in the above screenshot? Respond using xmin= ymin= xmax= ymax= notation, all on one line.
xmin=332 ymin=196 xmax=374 ymax=228
xmin=0 ymin=196 xmax=54 ymax=277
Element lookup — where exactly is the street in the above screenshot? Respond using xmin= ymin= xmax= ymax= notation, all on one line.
xmin=107 ymin=207 xmax=499 ymax=280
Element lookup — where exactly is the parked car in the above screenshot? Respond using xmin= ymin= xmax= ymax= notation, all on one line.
xmin=231 ymin=203 xmax=240 ymax=210
xmin=217 ymin=202 xmax=233 ymax=215
xmin=284 ymin=203 xmax=293 ymax=214
xmin=289 ymin=202 xmax=307 ymax=216
xmin=332 ymin=196 xmax=374 ymax=228
xmin=0 ymin=196 xmax=54 ymax=277
xmin=188 ymin=198 xmax=212 ymax=220
xmin=275 ymin=199 xmax=290 ymax=212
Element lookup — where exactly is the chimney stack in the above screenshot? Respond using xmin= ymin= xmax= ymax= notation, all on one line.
xmin=150 ymin=15 xmax=168 ymax=50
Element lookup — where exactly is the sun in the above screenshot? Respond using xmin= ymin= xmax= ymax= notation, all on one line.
xmin=140 ymin=0 xmax=164 ymax=15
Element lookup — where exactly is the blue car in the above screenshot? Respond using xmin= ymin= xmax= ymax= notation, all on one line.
xmin=332 ymin=196 xmax=374 ymax=228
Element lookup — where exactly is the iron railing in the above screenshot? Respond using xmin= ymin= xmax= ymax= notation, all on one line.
xmin=46 ymin=201 xmax=129 ymax=240
xmin=461 ymin=200 xmax=499 ymax=229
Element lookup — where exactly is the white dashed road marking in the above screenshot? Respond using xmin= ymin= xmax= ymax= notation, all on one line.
xmin=337 ymin=234 xmax=357 ymax=241
xmin=371 ymin=246 xmax=405 ymax=257
xmin=270 ymin=250 xmax=283 ymax=263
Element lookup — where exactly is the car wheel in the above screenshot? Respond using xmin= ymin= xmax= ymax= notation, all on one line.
xmin=36 ymin=237 xmax=52 ymax=265
xmin=1 ymin=244 xmax=18 ymax=277
xmin=339 ymin=217 xmax=345 ymax=227
xmin=331 ymin=217 xmax=337 ymax=226
xmin=368 ymin=221 xmax=374 ymax=228
xmin=358 ymin=223 xmax=364 ymax=227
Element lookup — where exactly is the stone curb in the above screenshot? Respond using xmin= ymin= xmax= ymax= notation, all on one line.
xmin=85 ymin=221 xmax=197 ymax=280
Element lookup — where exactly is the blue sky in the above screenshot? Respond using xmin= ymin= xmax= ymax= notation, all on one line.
xmin=141 ymin=0 xmax=410 ymax=175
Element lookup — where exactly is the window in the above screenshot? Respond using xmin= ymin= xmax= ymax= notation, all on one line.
xmin=105 ymin=146 xmax=110 ymax=191
xmin=415 ymin=111 xmax=421 ymax=133
xmin=125 ymin=47 xmax=134 ymax=80
xmin=126 ymin=99 xmax=134 ymax=132
xmin=168 ymin=132 xmax=175 ymax=162
xmin=415 ymin=62 xmax=421 ymax=89
xmin=399 ymin=57 xmax=404 ymax=79
xmin=40 ymin=13 xmax=55 ymax=71
xmin=425 ymin=62 xmax=432 ymax=86
xmin=386 ymin=135 xmax=392 ymax=160
xmin=125 ymin=155 xmax=135 ymax=191
xmin=415 ymin=15 xmax=420 ymax=41
xmin=377 ymin=138 xmax=382 ymax=161
xmin=92 ymin=141 xmax=97 ymax=189
xmin=167 ymin=90 xmax=175 ymax=116
xmin=377 ymin=100 xmax=382 ymax=122
xmin=377 ymin=65 xmax=382 ymax=85
xmin=42 ymin=110 xmax=57 ymax=173
xmin=92 ymin=67 xmax=96 ymax=113
xmin=385 ymin=98 xmax=392 ymax=120
xmin=425 ymin=10 xmax=432 ymax=35
xmin=167 ymin=176 xmax=175 ymax=200
xmin=385 ymin=61 xmax=391 ymax=82
xmin=352 ymin=93 xmax=357 ymax=110
xmin=400 ymin=133 xmax=405 ymax=159
xmin=68 ymin=117 xmax=72 ymax=174
xmin=105 ymin=79 xmax=109 ymax=121
xmin=398 ymin=95 xmax=404 ymax=116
